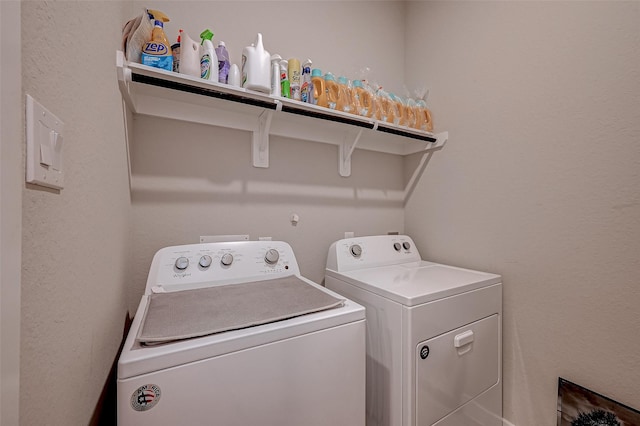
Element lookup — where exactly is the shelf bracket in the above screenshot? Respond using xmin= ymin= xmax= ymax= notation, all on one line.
xmin=403 ymin=131 xmax=449 ymax=205
xmin=116 ymin=51 xmax=135 ymax=112
xmin=339 ymin=128 xmax=364 ymax=177
xmin=252 ymin=109 xmax=274 ymax=168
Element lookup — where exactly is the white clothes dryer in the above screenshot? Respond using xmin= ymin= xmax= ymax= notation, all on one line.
xmin=118 ymin=240 xmax=365 ymax=425
xmin=325 ymin=235 xmax=502 ymax=426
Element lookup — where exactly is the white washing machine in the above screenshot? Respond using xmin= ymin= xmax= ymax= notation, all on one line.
xmin=118 ymin=240 xmax=365 ymax=425
xmin=325 ymin=235 xmax=502 ymax=426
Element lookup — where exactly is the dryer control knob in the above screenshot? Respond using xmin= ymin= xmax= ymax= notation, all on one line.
xmin=403 ymin=242 xmax=411 ymax=250
xmin=220 ymin=253 xmax=234 ymax=266
xmin=350 ymin=244 xmax=362 ymax=258
xmin=175 ymin=256 xmax=189 ymax=270
xmin=393 ymin=243 xmax=401 ymax=251
xmin=265 ymin=249 xmax=280 ymax=265
xmin=199 ymin=255 xmax=212 ymax=268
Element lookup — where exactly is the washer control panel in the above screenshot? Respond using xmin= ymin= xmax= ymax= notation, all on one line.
xmin=327 ymin=235 xmax=421 ymax=272
xmin=146 ymin=241 xmax=300 ymax=293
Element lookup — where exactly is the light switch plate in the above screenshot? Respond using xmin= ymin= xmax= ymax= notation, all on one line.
xmin=26 ymin=95 xmax=64 ymax=190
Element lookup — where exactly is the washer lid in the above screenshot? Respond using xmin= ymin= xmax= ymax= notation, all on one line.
xmin=118 ymin=276 xmax=365 ymax=379
xmin=329 ymin=261 xmax=501 ymax=306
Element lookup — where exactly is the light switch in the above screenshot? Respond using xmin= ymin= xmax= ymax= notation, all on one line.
xmin=40 ymin=140 xmax=53 ymax=166
xmin=26 ymin=95 xmax=64 ymax=190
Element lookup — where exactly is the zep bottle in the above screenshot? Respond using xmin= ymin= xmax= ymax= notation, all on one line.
xmin=141 ymin=20 xmax=173 ymax=71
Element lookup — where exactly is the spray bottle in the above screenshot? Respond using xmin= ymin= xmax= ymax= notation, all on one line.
xmin=270 ymin=54 xmax=282 ymax=97
xmin=279 ymin=59 xmax=290 ymax=98
xmin=199 ymin=29 xmax=218 ymax=81
xmin=141 ymin=18 xmax=173 ymax=71
xmin=216 ymin=41 xmax=230 ymax=84
xmin=171 ymin=30 xmax=181 ymax=73
xmin=300 ymin=59 xmax=313 ymax=103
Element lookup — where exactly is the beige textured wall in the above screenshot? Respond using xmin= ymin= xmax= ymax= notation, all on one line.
xmin=21 ymin=1 xmax=133 ymax=424
xmin=1 ymin=1 xmax=22 ymax=424
xmin=128 ymin=1 xmax=408 ymax=308
xmin=405 ymin=2 xmax=640 ymax=425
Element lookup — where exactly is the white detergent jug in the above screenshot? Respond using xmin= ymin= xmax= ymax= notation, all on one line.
xmin=179 ymin=30 xmax=201 ymax=78
xmin=241 ymin=33 xmax=271 ymax=93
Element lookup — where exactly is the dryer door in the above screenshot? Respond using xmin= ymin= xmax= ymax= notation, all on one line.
xmin=415 ymin=314 xmax=499 ymax=425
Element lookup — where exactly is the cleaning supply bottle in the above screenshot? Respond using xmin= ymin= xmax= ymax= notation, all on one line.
xmin=371 ymin=84 xmax=383 ymax=120
xmin=216 ymin=41 xmax=230 ymax=84
xmin=415 ymin=99 xmax=434 ymax=132
xmin=228 ymin=64 xmax=241 ymax=87
xmin=141 ymin=19 xmax=173 ymax=71
xmin=325 ymin=72 xmax=339 ymax=110
xmin=311 ymin=68 xmax=327 ymax=107
xmin=300 ymin=59 xmax=313 ymax=103
xmin=171 ymin=31 xmax=181 ymax=73
xmin=405 ymin=98 xmax=418 ymax=129
xmin=337 ymin=76 xmax=356 ymax=114
xmin=279 ymin=59 xmax=290 ymax=98
xmin=377 ymin=89 xmax=396 ymax=123
xmin=389 ymin=93 xmax=405 ymax=126
xmin=241 ymin=33 xmax=271 ymax=93
xmin=353 ymin=80 xmax=372 ymax=117
xmin=199 ymin=29 xmax=218 ymax=81
xmin=270 ymin=54 xmax=282 ymax=97
xmin=179 ymin=30 xmax=201 ymax=77
xmin=288 ymin=58 xmax=301 ymax=101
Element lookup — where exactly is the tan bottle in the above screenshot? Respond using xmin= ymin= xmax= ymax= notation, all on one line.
xmin=325 ymin=73 xmax=339 ymax=110
xmin=415 ymin=99 xmax=433 ymax=132
xmin=311 ymin=68 xmax=328 ymax=107
xmin=337 ymin=76 xmax=356 ymax=114
xmin=377 ymin=90 xmax=395 ymax=124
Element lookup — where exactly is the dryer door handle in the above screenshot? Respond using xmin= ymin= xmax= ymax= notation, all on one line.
xmin=454 ymin=330 xmax=474 ymax=348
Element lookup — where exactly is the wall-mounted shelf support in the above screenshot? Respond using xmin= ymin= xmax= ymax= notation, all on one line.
xmin=253 ymin=110 xmax=274 ymax=168
xmin=340 ymin=128 xmax=364 ymax=177
xmin=116 ymin=51 xmax=448 ymax=184
xmin=116 ymin=51 xmax=135 ymax=113
xmin=403 ymin=131 xmax=449 ymax=204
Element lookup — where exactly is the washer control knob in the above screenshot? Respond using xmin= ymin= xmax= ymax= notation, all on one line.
xmin=175 ymin=256 xmax=189 ymax=270
xmin=403 ymin=242 xmax=411 ymax=250
xmin=265 ymin=249 xmax=280 ymax=265
xmin=393 ymin=242 xmax=401 ymax=251
xmin=350 ymin=244 xmax=362 ymax=258
xmin=199 ymin=255 xmax=212 ymax=268
xmin=220 ymin=253 xmax=234 ymax=266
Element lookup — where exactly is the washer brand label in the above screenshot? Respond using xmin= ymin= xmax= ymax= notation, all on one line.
xmin=420 ymin=345 xmax=430 ymax=360
xmin=131 ymin=384 xmax=161 ymax=411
